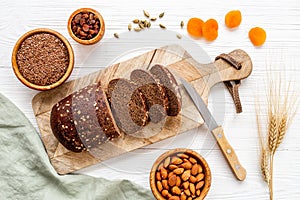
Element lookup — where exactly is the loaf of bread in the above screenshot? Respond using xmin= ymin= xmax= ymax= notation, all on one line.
xmin=50 ymin=66 xmax=182 ymax=152
xmin=150 ymin=64 xmax=182 ymax=116
xmin=106 ymin=78 xmax=149 ymax=134
xmin=50 ymin=82 xmax=121 ymax=152
xmin=130 ymin=69 xmax=168 ymax=123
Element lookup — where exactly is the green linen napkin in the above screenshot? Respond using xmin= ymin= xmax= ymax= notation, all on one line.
xmin=0 ymin=93 xmax=154 ymax=200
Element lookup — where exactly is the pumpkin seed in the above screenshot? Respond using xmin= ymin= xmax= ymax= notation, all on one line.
xmin=150 ymin=17 xmax=157 ymax=21
xmin=134 ymin=27 xmax=142 ymax=32
xmin=176 ymin=34 xmax=182 ymax=39
xmin=159 ymin=24 xmax=166 ymax=29
xmin=143 ymin=10 xmax=150 ymax=18
xmin=147 ymin=21 xmax=151 ymax=28
xmin=128 ymin=23 xmax=132 ymax=31
xmin=159 ymin=12 xmax=165 ymax=18
xmin=139 ymin=23 xmax=145 ymax=29
xmin=180 ymin=21 xmax=184 ymax=28
xmin=132 ymin=19 xmax=139 ymax=24
xmin=114 ymin=33 xmax=119 ymax=38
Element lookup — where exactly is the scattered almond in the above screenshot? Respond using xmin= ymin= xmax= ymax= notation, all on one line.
xmin=172 ymin=157 xmax=183 ymax=165
xmin=196 ymin=173 xmax=204 ymax=182
xmin=169 ymin=164 xmax=178 ymax=170
xmin=189 ymin=183 xmax=195 ymax=195
xmin=156 ymin=172 xmax=161 ymax=181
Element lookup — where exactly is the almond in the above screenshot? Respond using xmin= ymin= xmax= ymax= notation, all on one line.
xmin=181 ymin=170 xmax=191 ymax=181
xmin=171 ymin=186 xmax=181 ymax=195
xmin=191 ymin=164 xmax=199 ymax=176
xmin=180 ymin=193 xmax=187 ymax=200
xmin=169 ymin=196 xmax=180 ymax=200
xmin=198 ymin=164 xmax=203 ymax=173
xmin=173 ymin=168 xmax=184 ymax=175
xmin=162 ymin=180 xmax=169 ymax=190
xmin=176 ymin=176 xmax=181 ymax=187
xmin=196 ymin=181 xmax=205 ymax=189
xmin=180 ymin=161 xmax=192 ymax=170
xmin=177 ymin=153 xmax=189 ymax=159
xmin=189 ymin=183 xmax=195 ymax=195
xmin=189 ymin=157 xmax=197 ymax=164
xmin=156 ymin=172 xmax=161 ymax=181
xmin=189 ymin=175 xmax=197 ymax=183
xmin=168 ymin=175 xmax=177 ymax=187
xmin=168 ymin=172 xmax=175 ymax=179
xmin=182 ymin=181 xmax=189 ymax=189
xmin=164 ymin=157 xmax=171 ymax=168
xmin=196 ymin=173 xmax=204 ymax=182
xmin=157 ymin=181 xmax=163 ymax=192
xmin=162 ymin=189 xmax=170 ymax=197
xmin=184 ymin=189 xmax=191 ymax=196
xmin=196 ymin=189 xmax=201 ymax=196
xmin=171 ymin=157 xmax=183 ymax=165
xmin=169 ymin=164 xmax=178 ymax=170
xmin=161 ymin=167 xmax=168 ymax=179
xmin=187 ymin=197 xmax=192 ymax=200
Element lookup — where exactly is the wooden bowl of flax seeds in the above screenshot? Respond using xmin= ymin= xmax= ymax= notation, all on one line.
xmin=67 ymin=8 xmax=105 ymax=45
xmin=12 ymin=28 xmax=74 ymax=91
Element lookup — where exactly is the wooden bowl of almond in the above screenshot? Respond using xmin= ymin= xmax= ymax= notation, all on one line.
xmin=150 ymin=149 xmax=211 ymax=200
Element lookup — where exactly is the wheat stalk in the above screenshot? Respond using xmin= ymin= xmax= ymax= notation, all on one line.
xmin=256 ymin=70 xmax=299 ymax=200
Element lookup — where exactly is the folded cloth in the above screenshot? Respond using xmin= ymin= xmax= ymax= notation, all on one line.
xmin=0 ymin=93 xmax=154 ymax=200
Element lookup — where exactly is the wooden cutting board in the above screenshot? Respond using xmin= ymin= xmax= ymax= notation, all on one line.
xmin=32 ymin=44 xmax=252 ymax=174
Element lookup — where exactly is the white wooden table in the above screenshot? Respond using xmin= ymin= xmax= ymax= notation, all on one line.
xmin=0 ymin=0 xmax=299 ymax=199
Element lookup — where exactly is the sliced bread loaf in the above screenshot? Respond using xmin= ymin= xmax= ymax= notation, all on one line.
xmin=106 ymin=78 xmax=149 ymax=134
xmin=150 ymin=64 xmax=182 ymax=116
xmin=50 ymin=82 xmax=121 ymax=152
xmin=130 ymin=69 xmax=168 ymax=123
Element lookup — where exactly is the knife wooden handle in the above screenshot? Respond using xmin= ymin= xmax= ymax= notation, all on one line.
xmin=211 ymin=126 xmax=247 ymax=181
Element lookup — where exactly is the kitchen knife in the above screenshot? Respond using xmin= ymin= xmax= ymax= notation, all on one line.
xmin=180 ymin=78 xmax=247 ymax=181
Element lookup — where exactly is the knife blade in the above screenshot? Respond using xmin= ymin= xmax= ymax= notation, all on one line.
xmin=180 ymin=78 xmax=247 ymax=181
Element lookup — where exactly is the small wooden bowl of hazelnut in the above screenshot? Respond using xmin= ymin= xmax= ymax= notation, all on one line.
xmin=68 ymin=8 xmax=105 ymax=45
xmin=150 ymin=148 xmax=211 ymax=200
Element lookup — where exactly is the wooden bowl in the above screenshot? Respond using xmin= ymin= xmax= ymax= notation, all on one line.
xmin=150 ymin=148 xmax=211 ymax=200
xmin=11 ymin=28 xmax=74 ymax=91
xmin=67 ymin=8 xmax=105 ymax=45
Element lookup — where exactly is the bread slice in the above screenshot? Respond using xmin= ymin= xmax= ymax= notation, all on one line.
xmin=106 ymin=78 xmax=149 ymax=134
xmin=150 ymin=64 xmax=182 ymax=116
xmin=130 ymin=69 xmax=168 ymax=123
xmin=50 ymin=82 xmax=121 ymax=152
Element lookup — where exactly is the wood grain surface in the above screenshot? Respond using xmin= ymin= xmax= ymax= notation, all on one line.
xmin=0 ymin=0 xmax=299 ymax=199
xmin=32 ymin=45 xmax=252 ymax=174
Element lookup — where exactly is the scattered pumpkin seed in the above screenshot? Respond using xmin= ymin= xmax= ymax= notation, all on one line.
xmin=139 ymin=23 xmax=145 ymax=29
xmin=180 ymin=21 xmax=184 ymax=28
xmin=159 ymin=24 xmax=166 ymax=29
xmin=133 ymin=19 xmax=139 ymax=24
xmin=150 ymin=17 xmax=157 ymax=21
xmin=143 ymin=10 xmax=150 ymax=18
xmin=114 ymin=33 xmax=119 ymax=38
xmin=159 ymin=12 xmax=165 ymax=18
xmin=176 ymin=34 xmax=182 ymax=39
xmin=147 ymin=21 xmax=151 ymax=28
xmin=134 ymin=27 xmax=142 ymax=32
xmin=128 ymin=23 xmax=132 ymax=31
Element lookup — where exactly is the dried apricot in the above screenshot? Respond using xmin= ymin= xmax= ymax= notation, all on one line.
xmin=225 ymin=10 xmax=242 ymax=28
xmin=202 ymin=19 xmax=219 ymax=41
xmin=187 ymin=17 xmax=204 ymax=37
xmin=249 ymin=27 xmax=266 ymax=46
